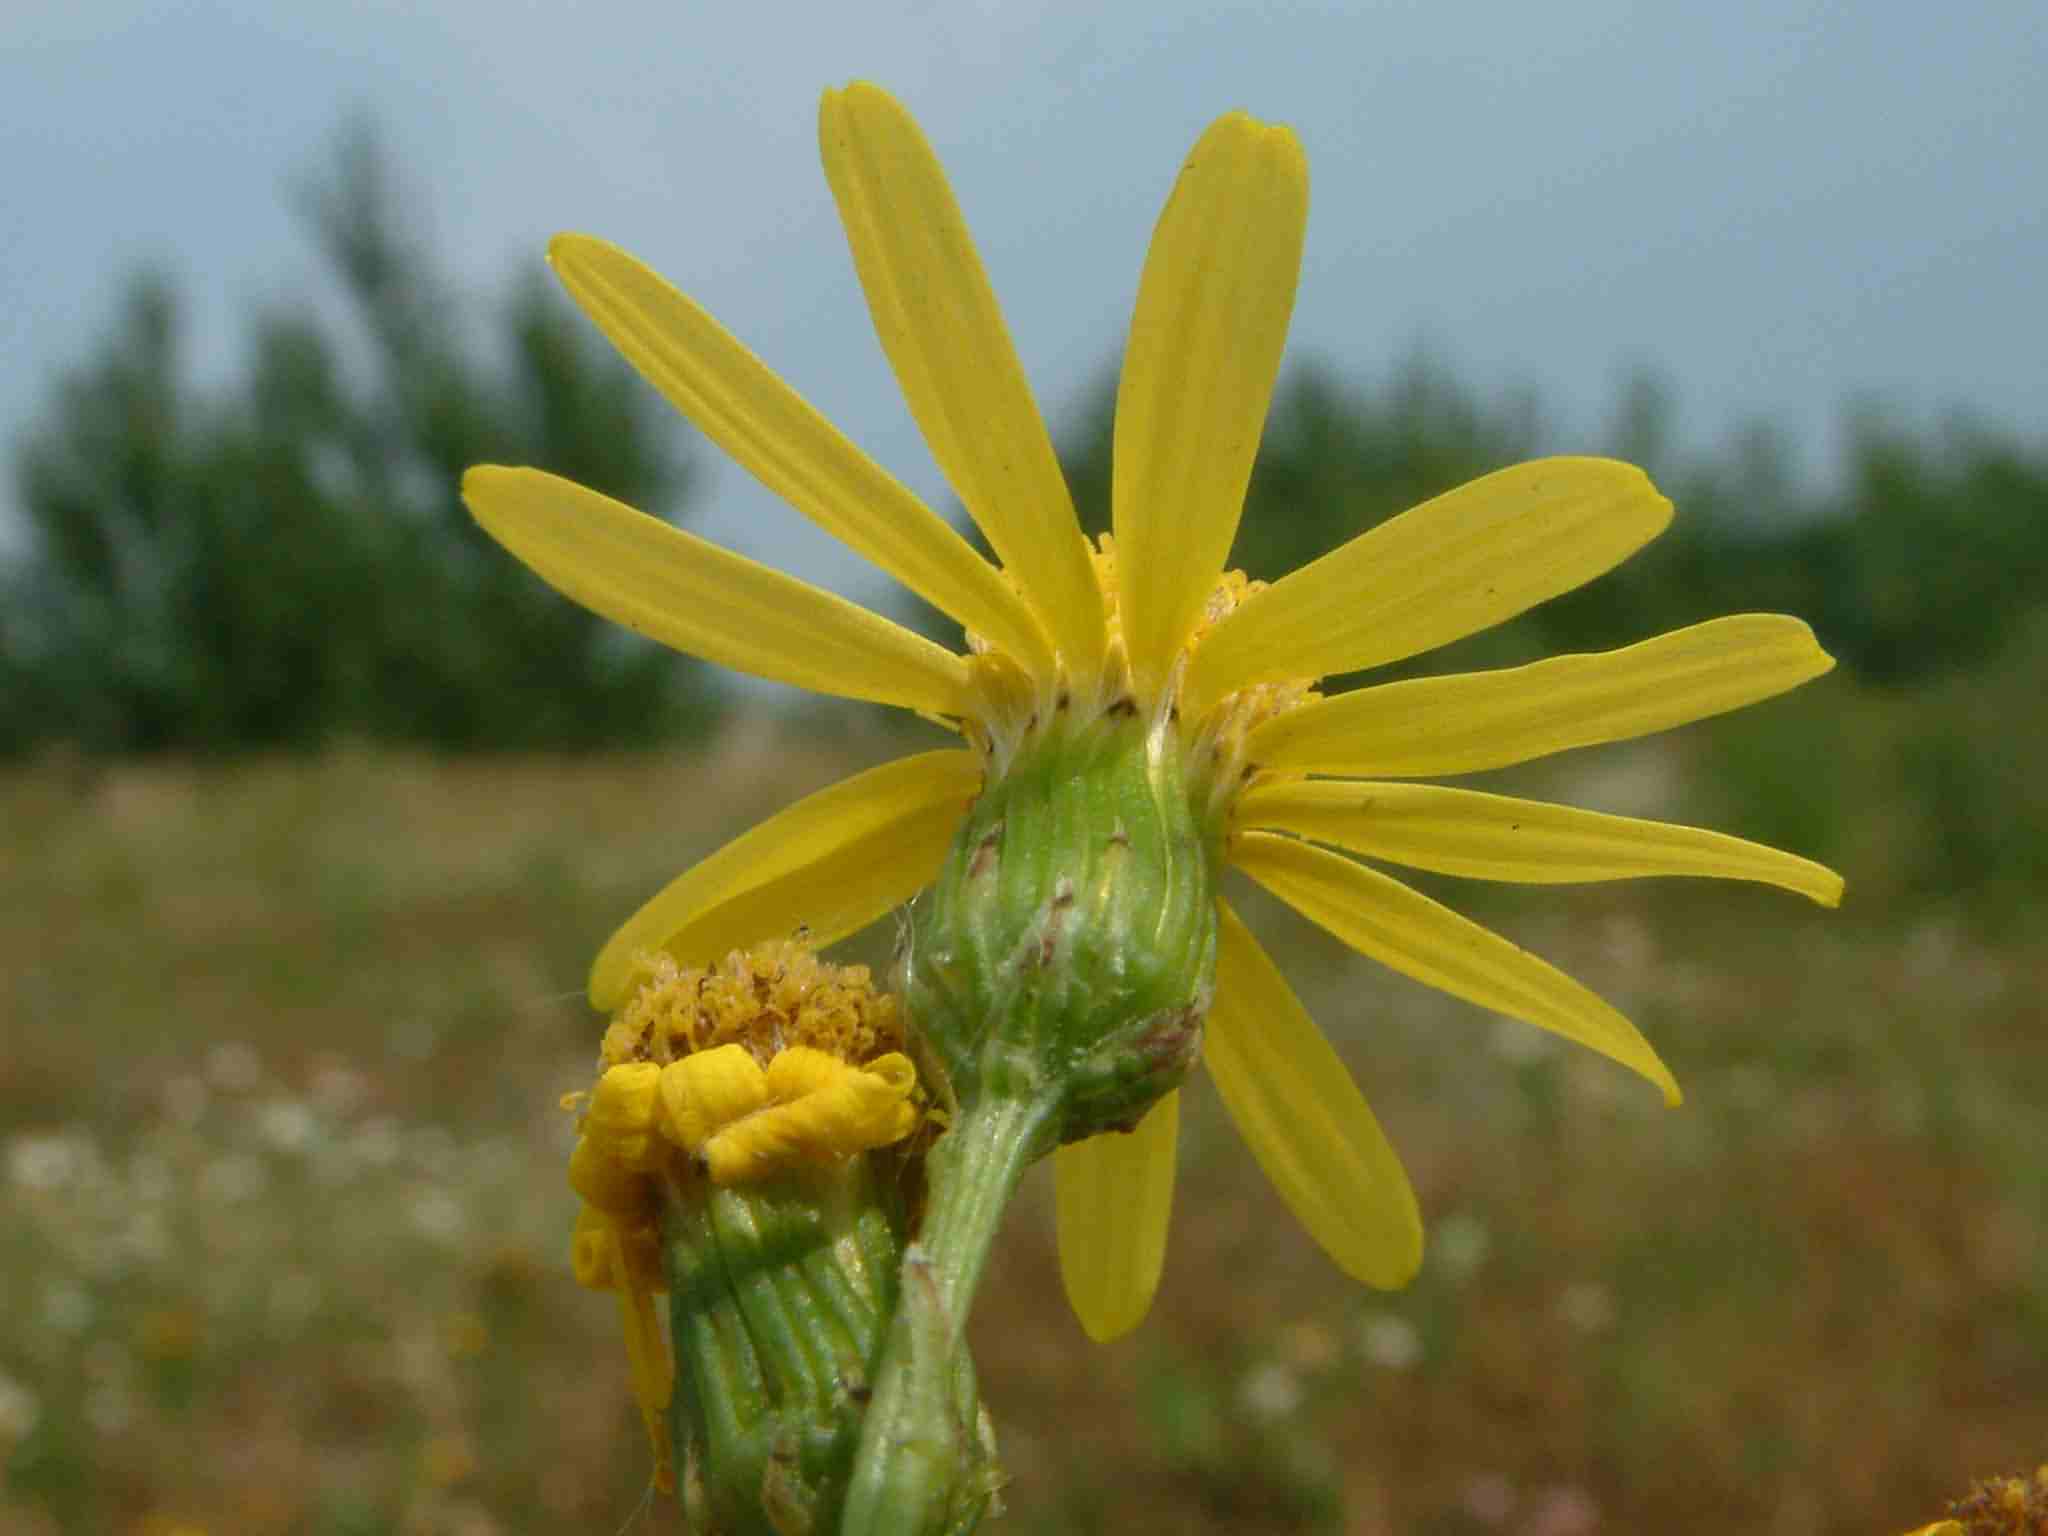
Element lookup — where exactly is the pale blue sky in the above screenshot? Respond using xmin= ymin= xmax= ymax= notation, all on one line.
xmin=4 ymin=0 xmax=2042 ymax=600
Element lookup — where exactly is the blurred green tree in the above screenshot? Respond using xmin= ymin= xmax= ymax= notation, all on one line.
xmin=6 ymin=124 xmax=713 ymax=754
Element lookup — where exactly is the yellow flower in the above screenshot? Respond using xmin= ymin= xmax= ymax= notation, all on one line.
xmin=465 ymin=81 xmax=1841 ymax=1343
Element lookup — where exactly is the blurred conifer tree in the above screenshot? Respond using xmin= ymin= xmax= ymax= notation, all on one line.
xmin=6 ymin=124 xmax=712 ymax=754
xmin=11 ymin=139 xmax=2048 ymax=759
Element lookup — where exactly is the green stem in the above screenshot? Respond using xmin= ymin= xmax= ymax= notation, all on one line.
xmin=838 ymin=1092 xmax=1053 ymax=1536
xmin=916 ymin=1093 xmax=1053 ymax=1338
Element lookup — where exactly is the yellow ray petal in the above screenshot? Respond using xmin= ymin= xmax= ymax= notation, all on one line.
xmin=464 ymin=467 xmax=970 ymax=716
xmin=1055 ymin=1091 xmax=1179 ymax=1342
xmin=1236 ymin=780 xmax=1844 ymax=906
xmin=818 ymin=82 xmax=1105 ymax=684
xmin=1233 ymin=831 xmax=1680 ymax=1105
xmin=589 ymin=750 xmax=981 ymax=1011
xmin=1209 ymin=904 xmax=1422 ymax=1288
xmin=1247 ymin=614 xmax=1835 ymax=778
xmin=1113 ymin=112 xmax=1307 ymax=701
xmin=1185 ymin=458 xmax=1673 ymax=717
xmin=547 ymin=234 xmax=1053 ymax=675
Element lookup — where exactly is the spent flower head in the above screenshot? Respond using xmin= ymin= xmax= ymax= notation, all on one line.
xmin=469 ymin=81 xmax=1842 ymax=1352
xmin=565 ymin=935 xmax=955 ymax=1518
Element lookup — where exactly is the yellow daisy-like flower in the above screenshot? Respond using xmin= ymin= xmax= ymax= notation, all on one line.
xmin=465 ymin=81 xmax=1841 ymax=1343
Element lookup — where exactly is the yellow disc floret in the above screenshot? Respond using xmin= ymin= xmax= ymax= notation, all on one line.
xmin=657 ymin=1042 xmax=772 ymax=1154
xmin=693 ymin=1046 xmax=922 ymax=1184
xmin=1914 ymin=1463 xmax=2048 ymax=1536
xmin=600 ymin=933 xmax=907 ymax=1068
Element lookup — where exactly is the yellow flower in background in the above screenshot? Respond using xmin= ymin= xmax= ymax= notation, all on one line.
xmin=465 ymin=82 xmax=1841 ymax=1343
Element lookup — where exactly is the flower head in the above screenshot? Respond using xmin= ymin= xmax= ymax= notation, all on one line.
xmin=468 ymin=82 xmax=1841 ymax=1344
xmin=564 ymin=936 xmax=929 ymax=1500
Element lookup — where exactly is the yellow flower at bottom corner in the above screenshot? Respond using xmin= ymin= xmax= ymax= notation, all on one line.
xmin=1907 ymin=1463 xmax=2048 ymax=1536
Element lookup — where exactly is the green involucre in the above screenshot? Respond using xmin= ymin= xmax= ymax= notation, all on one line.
xmin=907 ymin=705 xmax=1220 ymax=1146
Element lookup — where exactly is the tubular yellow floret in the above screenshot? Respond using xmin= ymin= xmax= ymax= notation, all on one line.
xmin=569 ymin=1206 xmax=615 ymax=1289
xmin=611 ymin=1229 xmax=675 ymax=1493
xmin=699 ymin=1049 xmax=922 ymax=1183
xmin=587 ymin=1061 xmax=666 ymax=1170
xmin=568 ymin=1134 xmax=655 ymax=1216
xmin=571 ymin=1206 xmax=663 ymax=1295
xmin=658 ymin=1043 xmax=772 ymax=1153
xmin=762 ymin=1042 xmax=847 ymax=1099
xmin=567 ymin=1205 xmax=674 ymax=1490
xmin=864 ymin=1052 xmax=917 ymax=1095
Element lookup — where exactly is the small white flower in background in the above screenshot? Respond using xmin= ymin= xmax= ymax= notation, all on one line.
xmin=8 ymin=1131 xmax=87 ymax=1193
xmin=119 ymin=1210 xmax=170 ymax=1267
xmin=1526 ymin=1483 xmax=1602 ymax=1535
xmin=1595 ymin=913 xmax=1657 ymax=984
xmin=255 ymin=1099 xmax=319 ymax=1155
xmin=1433 ymin=1210 xmax=1492 ymax=1283
xmin=310 ymin=1058 xmax=370 ymax=1118
xmin=0 ymin=1371 xmax=40 ymax=1443
xmin=1557 ymin=1280 xmax=1616 ymax=1334
xmin=408 ymin=1186 xmax=468 ymax=1246
xmin=1238 ymin=1360 xmax=1305 ymax=1421
xmin=1489 ymin=1014 xmax=1558 ymax=1066
xmin=1460 ymin=1471 xmax=1516 ymax=1526
xmin=204 ymin=1040 xmax=264 ymax=1093
xmin=83 ymin=1382 xmax=136 ymax=1436
xmin=1358 ymin=1311 xmax=1424 ymax=1371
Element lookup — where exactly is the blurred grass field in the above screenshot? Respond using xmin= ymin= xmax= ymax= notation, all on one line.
xmin=4 ymin=654 xmax=2046 ymax=1536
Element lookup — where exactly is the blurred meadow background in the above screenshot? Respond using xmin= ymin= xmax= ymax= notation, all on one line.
xmin=4 ymin=3 xmax=2045 ymax=1534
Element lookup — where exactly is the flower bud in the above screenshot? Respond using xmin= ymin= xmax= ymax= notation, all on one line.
xmin=567 ymin=1134 xmax=653 ymax=1216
